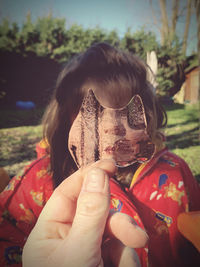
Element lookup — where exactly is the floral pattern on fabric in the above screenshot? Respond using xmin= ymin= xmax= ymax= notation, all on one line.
xmin=18 ymin=204 xmax=35 ymax=224
xmin=158 ymin=173 xmax=168 ymax=188
xmin=4 ymin=246 xmax=22 ymax=265
xmin=2 ymin=210 xmax=17 ymax=226
xmin=3 ymin=178 xmax=17 ymax=192
xmin=127 ymin=149 xmax=200 ymax=266
xmin=159 ymin=156 xmax=177 ymax=167
xmin=30 ymin=190 xmax=44 ymax=207
xmin=0 ymin=146 xmax=53 ymax=266
xmin=155 ymin=211 xmax=173 ymax=226
xmin=36 ymin=169 xmax=48 ymax=179
xmin=111 ymin=198 xmax=123 ymax=212
xmin=164 ymin=182 xmax=185 ymax=205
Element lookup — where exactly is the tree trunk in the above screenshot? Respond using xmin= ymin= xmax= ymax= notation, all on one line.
xmin=159 ymin=0 xmax=170 ymax=45
xmin=195 ymin=0 xmax=200 ymax=66
xmin=171 ymin=0 xmax=179 ymax=41
xmin=182 ymin=0 xmax=192 ymax=56
xmin=194 ymin=0 xmax=200 ymax=141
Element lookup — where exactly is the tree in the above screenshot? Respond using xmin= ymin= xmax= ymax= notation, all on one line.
xmin=0 ymin=18 xmax=19 ymax=51
xmin=17 ymin=12 xmax=40 ymax=54
xmin=194 ymin=0 xmax=200 ymax=111
xmin=157 ymin=0 xmax=192 ymax=54
xmin=149 ymin=0 xmax=198 ymax=99
xmin=34 ymin=14 xmax=67 ymax=57
xmin=156 ymin=42 xmax=185 ymax=98
xmin=182 ymin=0 xmax=192 ymax=56
xmin=159 ymin=0 xmax=171 ymax=46
xmin=121 ymin=28 xmax=158 ymax=60
xmin=194 ymin=0 xmax=200 ymax=66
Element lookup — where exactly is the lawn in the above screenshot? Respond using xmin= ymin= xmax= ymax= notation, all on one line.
xmin=0 ymin=125 xmax=42 ymax=177
xmin=0 ymin=103 xmax=200 ymax=182
xmin=164 ymin=103 xmax=200 ymax=182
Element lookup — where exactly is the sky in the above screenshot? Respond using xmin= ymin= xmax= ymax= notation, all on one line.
xmin=0 ymin=0 xmax=198 ymax=55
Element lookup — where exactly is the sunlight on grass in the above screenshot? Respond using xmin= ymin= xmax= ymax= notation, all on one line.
xmin=0 ymin=125 xmax=42 ymax=177
xmin=172 ymin=146 xmax=200 ymax=183
xmin=0 ymin=108 xmax=44 ymax=128
xmin=165 ymin=103 xmax=200 ymax=181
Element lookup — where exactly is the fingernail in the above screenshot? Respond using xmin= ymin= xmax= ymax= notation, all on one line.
xmin=83 ymin=168 xmax=105 ymax=192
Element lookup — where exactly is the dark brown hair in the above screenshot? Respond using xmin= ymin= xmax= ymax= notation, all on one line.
xmin=42 ymin=42 xmax=167 ymax=188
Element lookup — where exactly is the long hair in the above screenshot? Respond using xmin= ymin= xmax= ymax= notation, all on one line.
xmin=42 ymin=42 xmax=167 ymax=188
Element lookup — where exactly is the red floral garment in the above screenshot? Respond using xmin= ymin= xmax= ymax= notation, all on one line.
xmin=0 ymin=142 xmax=200 ymax=266
xmin=126 ymin=148 xmax=200 ymax=266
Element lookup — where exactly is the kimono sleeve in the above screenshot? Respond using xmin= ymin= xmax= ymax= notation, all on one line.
xmin=0 ymin=156 xmax=53 ymax=267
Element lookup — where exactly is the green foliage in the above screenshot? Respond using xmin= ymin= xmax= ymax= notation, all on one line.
xmin=35 ymin=15 xmax=67 ymax=56
xmin=0 ymin=14 xmax=121 ymax=63
xmin=121 ymin=27 xmax=158 ymax=60
xmin=0 ymin=14 xmax=194 ymax=100
xmin=17 ymin=13 xmax=40 ymax=53
xmin=52 ymin=26 xmax=120 ymax=62
xmin=105 ymin=30 xmax=120 ymax=46
xmin=17 ymin=13 xmax=67 ymax=57
xmin=0 ymin=108 xmax=45 ymax=128
xmin=0 ymin=18 xmax=19 ymax=51
xmin=52 ymin=24 xmax=90 ymax=62
xmin=156 ymin=38 xmax=186 ymax=98
xmin=121 ymin=29 xmax=187 ymax=98
xmin=156 ymin=65 xmax=175 ymax=97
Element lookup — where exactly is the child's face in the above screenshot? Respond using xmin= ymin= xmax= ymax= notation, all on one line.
xmin=68 ymin=89 xmax=155 ymax=168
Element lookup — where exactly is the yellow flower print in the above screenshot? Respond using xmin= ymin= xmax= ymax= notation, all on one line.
xmin=39 ymin=139 xmax=49 ymax=149
xmin=19 ymin=203 xmax=35 ymax=224
xmin=15 ymin=174 xmax=22 ymax=181
xmin=164 ymin=182 xmax=185 ymax=205
xmin=30 ymin=190 xmax=44 ymax=206
xmin=153 ymin=183 xmax=157 ymax=189
xmin=36 ymin=169 xmax=47 ymax=179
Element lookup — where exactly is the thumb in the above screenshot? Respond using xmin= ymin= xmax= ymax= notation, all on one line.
xmin=68 ymin=167 xmax=110 ymax=245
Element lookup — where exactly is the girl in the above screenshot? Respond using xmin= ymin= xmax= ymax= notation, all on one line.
xmin=0 ymin=42 xmax=200 ymax=266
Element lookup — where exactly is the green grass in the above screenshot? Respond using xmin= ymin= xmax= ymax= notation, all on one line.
xmin=0 ymin=125 xmax=42 ymax=177
xmin=0 ymin=103 xmax=200 ymax=182
xmin=0 ymin=108 xmax=44 ymax=128
xmin=164 ymin=103 xmax=200 ymax=182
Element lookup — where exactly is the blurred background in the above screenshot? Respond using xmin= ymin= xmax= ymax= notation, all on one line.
xmin=0 ymin=0 xmax=199 ymax=182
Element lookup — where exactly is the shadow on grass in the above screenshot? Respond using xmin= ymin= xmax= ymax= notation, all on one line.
xmin=0 ymin=134 xmax=39 ymax=167
xmin=166 ymin=118 xmax=199 ymax=128
xmin=166 ymin=126 xmax=199 ymax=149
xmin=164 ymin=103 xmax=185 ymax=111
xmin=0 ymin=108 xmax=45 ymax=128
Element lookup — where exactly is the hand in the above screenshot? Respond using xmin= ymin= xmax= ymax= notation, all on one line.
xmin=22 ymin=159 xmax=147 ymax=267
